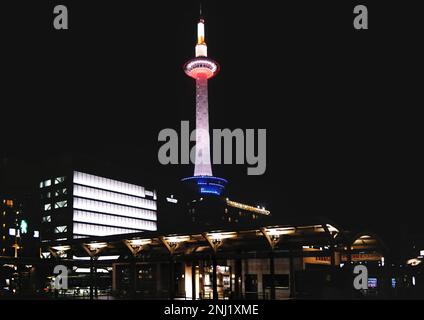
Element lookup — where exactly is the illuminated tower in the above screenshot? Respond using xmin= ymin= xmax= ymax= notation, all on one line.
xmin=182 ymin=17 xmax=227 ymax=196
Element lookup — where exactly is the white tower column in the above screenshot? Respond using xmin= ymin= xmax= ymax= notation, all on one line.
xmin=194 ymin=77 xmax=213 ymax=176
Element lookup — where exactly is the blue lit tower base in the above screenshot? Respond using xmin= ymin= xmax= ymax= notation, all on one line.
xmin=181 ymin=176 xmax=228 ymax=196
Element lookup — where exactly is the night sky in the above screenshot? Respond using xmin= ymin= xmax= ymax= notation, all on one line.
xmin=1 ymin=1 xmax=423 ymax=246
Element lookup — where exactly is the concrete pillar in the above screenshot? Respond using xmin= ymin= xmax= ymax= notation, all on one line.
xmin=235 ymin=257 xmax=242 ymax=299
xmin=89 ymin=257 xmax=94 ymax=300
xmin=169 ymin=257 xmax=175 ymax=300
xmin=270 ymin=252 xmax=276 ymax=300
xmin=130 ymin=258 xmax=137 ymax=299
xmin=212 ymin=254 xmax=218 ymax=300
xmin=289 ymin=250 xmax=295 ymax=298
xmin=192 ymin=261 xmax=196 ymax=300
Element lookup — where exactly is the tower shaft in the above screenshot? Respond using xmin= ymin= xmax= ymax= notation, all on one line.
xmin=194 ymin=77 xmax=212 ymax=176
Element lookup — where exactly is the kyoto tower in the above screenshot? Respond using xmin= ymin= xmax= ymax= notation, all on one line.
xmin=182 ymin=16 xmax=227 ymax=196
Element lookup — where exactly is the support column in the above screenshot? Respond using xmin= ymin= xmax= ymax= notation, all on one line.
xmin=157 ymin=263 xmax=162 ymax=299
xmin=192 ymin=261 xmax=196 ymax=300
xmin=169 ymin=257 xmax=175 ymax=300
xmin=89 ymin=257 xmax=94 ymax=300
xmin=94 ymin=261 xmax=98 ymax=299
xmin=289 ymin=249 xmax=296 ymax=299
xmin=235 ymin=257 xmax=242 ymax=299
xmin=212 ymin=254 xmax=218 ymax=300
xmin=269 ymin=251 xmax=276 ymax=300
xmin=112 ymin=263 xmax=117 ymax=293
xmin=130 ymin=258 xmax=137 ymax=299
xmin=330 ymin=244 xmax=336 ymax=267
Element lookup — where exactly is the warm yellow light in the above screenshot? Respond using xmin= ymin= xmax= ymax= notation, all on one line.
xmin=197 ymin=20 xmax=205 ymax=44
xmin=207 ymin=232 xmax=237 ymax=241
xmin=226 ymin=199 xmax=270 ymax=215
xmin=129 ymin=239 xmax=151 ymax=246
xmin=407 ymin=258 xmax=422 ymax=266
xmin=87 ymin=242 xmax=108 ymax=250
xmin=51 ymin=245 xmax=71 ymax=251
xmin=166 ymin=236 xmax=190 ymax=243
xmin=326 ymin=224 xmax=339 ymax=233
xmin=265 ymin=227 xmax=295 ymax=236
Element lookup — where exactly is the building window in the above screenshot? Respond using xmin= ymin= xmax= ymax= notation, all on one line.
xmin=34 ymin=231 xmax=39 ymax=238
xmin=41 ymin=191 xmax=52 ymax=199
xmin=55 ymin=188 xmax=67 ymax=197
xmin=5 ymin=200 xmax=13 ymax=207
xmin=54 ymin=200 xmax=67 ymax=209
xmin=9 ymin=228 xmax=16 ymax=236
xmin=44 ymin=204 xmax=51 ymax=211
xmin=54 ymin=176 xmax=65 ymax=185
xmin=40 ymin=179 xmax=51 ymax=188
xmin=42 ymin=216 xmax=51 ymax=223
xmin=54 ymin=225 xmax=68 ymax=233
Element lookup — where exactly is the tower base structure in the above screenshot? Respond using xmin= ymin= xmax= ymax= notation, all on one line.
xmin=181 ymin=176 xmax=228 ymax=196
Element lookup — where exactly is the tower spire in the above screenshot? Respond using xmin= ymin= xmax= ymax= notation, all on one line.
xmin=196 ymin=16 xmax=207 ymax=56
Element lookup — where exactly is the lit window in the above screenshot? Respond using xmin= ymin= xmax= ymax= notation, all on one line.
xmin=55 ymin=188 xmax=67 ymax=197
xmin=54 ymin=177 xmax=65 ymax=185
xmin=54 ymin=226 xmax=68 ymax=233
xmin=44 ymin=204 xmax=51 ymax=211
xmin=40 ymin=179 xmax=51 ymax=188
xmin=54 ymin=200 xmax=67 ymax=209
xmin=5 ymin=200 xmax=13 ymax=207
xmin=34 ymin=231 xmax=39 ymax=238
xmin=46 ymin=192 xmax=51 ymax=199
xmin=9 ymin=228 xmax=16 ymax=236
xmin=42 ymin=216 xmax=51 ymax=223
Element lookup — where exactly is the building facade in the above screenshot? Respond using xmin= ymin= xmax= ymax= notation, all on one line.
xmin=1 ymin=197 xmax=39 ymax=258
xmin=39 ymin=171 xmax=158 ymax=245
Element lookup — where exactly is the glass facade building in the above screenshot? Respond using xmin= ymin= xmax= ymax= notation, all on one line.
xmin=40 ymin=171 xmax=157 ymax=242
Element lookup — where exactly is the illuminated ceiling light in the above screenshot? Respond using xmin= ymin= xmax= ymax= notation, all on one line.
xmin=73 ymin=255 xmax=119 ymax=261
xmin=51 ymin=245 xmax=71 ymax=251
xmin=166 ymin=196 xmax=178 ymax=203
xmin=226 ymin=199 xmax=271 ymax=215
xmin=265 ymin=227 xmax=295 ymax=236
xmin=166 ymin=236 xmax=190 ymax=243
xmin=86 ymin=242 xmax=108 ymax=250
xmin=207 ymin=232 xmax=237 ymax=241
xmin=407 ymin=258 xmax=422 ymax=266
xmin=129 ymin=239 xmax=152 ymax=246
xmin=326 ymin=224 xmax=339 ymax=233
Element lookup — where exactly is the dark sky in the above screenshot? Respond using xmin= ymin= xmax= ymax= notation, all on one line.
xmin=1 ymin=1 xmax=423 ymax=243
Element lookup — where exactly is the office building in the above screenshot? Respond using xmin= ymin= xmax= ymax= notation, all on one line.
xmin=39 ymin=171 xmax=158 ymax=244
